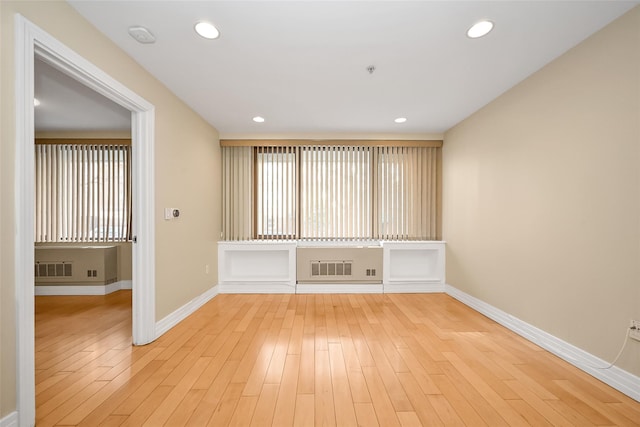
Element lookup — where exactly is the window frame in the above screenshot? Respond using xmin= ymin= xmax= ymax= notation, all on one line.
xmin=222 ymin=140 xmax=443 ymax=241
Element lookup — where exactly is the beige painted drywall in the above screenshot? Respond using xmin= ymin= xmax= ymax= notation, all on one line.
xmin=443 ymin=7 xmax=640 ymax=376
xmin=1 ymin=0 xmax=221 ymax=418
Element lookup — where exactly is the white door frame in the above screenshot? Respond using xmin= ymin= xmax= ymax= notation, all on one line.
xmin=14 ymin=15 xmax=156 ymax=426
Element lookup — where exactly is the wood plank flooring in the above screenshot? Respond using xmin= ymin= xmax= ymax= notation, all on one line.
xmin=35 ymin=291 xmax=640 ymax=426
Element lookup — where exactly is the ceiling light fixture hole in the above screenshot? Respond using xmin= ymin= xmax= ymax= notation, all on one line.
xmin=195 ymin=22 xmax=220 ymax=40
xmin=467 ymin=20 xmax=494 ymax=38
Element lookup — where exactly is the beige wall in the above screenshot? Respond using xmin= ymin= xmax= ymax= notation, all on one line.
xmin=35 ymin=242 xmax=133 ymax=281
xmin=443 ymin=7 xmax=640 ymax=376
xmin=1 ymin=1 xmax=221 ymax=418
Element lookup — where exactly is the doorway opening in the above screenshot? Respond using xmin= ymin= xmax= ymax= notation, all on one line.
xmin=15 ymin=15 xmax=156 ymax=426
xmin=33 ymin=54 xmax=136 ymax=424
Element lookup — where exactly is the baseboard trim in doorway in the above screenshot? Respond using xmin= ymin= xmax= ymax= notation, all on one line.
xmin=155 ymin=285 xmax=219 ymax=339
xmin=0 ymin=412 xmax=17 ymax=427
xmin=34 ymin=280 xmax=133 ymax=296
xmin=445 ymin=284 xmax=640 ymax=403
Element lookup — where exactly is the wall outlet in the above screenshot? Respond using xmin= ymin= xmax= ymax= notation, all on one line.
xmin=630 ymin=319 xmax=640 ymax=342
xmin=205 ymin=264 xmax=210 ymax=274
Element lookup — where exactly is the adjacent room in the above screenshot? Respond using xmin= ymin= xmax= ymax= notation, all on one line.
xmin=32 ymin=56 xmax=135 ymax=426
xmin=1 ymin=1 xmax=639 ymax=426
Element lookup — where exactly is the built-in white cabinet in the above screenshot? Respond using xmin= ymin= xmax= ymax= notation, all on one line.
xmin=218 ymin=240 xmax=445 ymax=294
xmin=382 ymin=241 xmax=446 ymax=293
xmin=218 ymin=241 xmax=297 ymax=293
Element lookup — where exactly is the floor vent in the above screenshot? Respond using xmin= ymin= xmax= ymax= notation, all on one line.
xmin=35 ymin=262 xmax=72 ymax=277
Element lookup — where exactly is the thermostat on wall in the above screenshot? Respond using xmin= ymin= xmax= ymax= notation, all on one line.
xmin=164 ymin=208 xmax=180 ymax=220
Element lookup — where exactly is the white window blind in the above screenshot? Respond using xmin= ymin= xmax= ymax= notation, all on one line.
xmin=35 ymin=144 xmax=132 ymax=242
xmin=300 ymin=146 xmax=371 ymax=239
xmin=221 ymin=144 xmax=440 ymax=241
xmin=255 ymin=147 xmax=297 ymax=239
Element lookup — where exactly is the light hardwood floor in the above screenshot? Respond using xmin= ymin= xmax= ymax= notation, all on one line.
xmin=35 ymin=291 xmax=640 ymax=426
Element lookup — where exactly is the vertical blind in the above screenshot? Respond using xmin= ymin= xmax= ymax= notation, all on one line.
xmin=374 ymin=146 xmax=438 ymax=240
xmin=222 ymin=144 xmax=440 ymax=241
xmin=300 ymin=146 xmax=371 ymax=239
xmin=222 ymin=146 xmax=253 ymax=240
xmin=255 ymin=147 xmax=297 ymax=239
xmin=35 ymin=143 xmax=132 ymax=242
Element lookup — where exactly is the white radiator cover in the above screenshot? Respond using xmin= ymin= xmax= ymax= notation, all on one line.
xmin=382 ymin=241 xmax=445 ymax=292
xmin=218 ymin=240 xmax=445 ymax=293
xmin=218 ymin=241 xmax=297 ymax=293
xmin=296 ymin=246 xmax=383 ymax=284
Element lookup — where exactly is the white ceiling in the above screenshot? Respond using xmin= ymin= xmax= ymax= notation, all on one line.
xmin=34 ymin=58 xmax=131 ymax=132
xmin=39 ymin=1 xmax=638 ymax=138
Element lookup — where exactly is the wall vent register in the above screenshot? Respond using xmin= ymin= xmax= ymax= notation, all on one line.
xmin=311 ymin=261 xmax=353 ymax=277
xmin=35 ymin=262 xmax=72 ymax=277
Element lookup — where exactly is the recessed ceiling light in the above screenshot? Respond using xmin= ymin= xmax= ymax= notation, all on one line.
xmin=253 ymin=116 xmax=265 ymax=123
xmin=467 ymin=20 xmax=494 ymax=39
xmin=394 ymin=117 xmax=407 ymax=124
xmin=195 ymin=22 xmax=220 ymax=40
xmin=34 ymin=98 xmax=41 ymax=107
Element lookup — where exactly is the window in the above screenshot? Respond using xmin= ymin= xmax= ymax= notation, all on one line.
xmin=222 ymin=142 xmax=441 ymax=241
xmin=256 ymin=147 xmax=297 ymax=239
xmin=35 ymin=142 xmax=132 ymax=242
xmin=300 ymin=146 xmax=371 ymax=239
xmin=375 ymin=146 xmax=439 ymax=240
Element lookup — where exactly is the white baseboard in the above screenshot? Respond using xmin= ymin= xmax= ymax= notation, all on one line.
xmin=296 ymin=283 xmax=384 ymax=294
xmin=35 ymin=280 xmax=132 ymax=296
xmin=118 ymin=280 xmax=132 ymax=290
xmin=218 ymin=282 xmax=444 ymax=294
xmin=0 ymin=412 xmax=17 ymax=427
xmin=445 ymin=284 xmax=640 ymax=403
xmin=383 ymin=282 xmax=445 ymax=293
xmin=155 ymin=285 xmax=219 ymax=338
xmin=219 ymin=283 xmax=296 ymax=294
